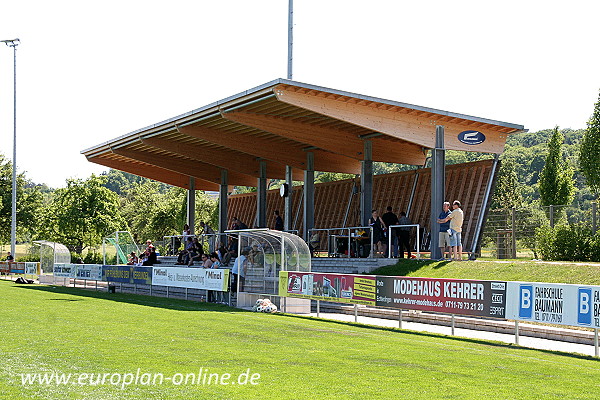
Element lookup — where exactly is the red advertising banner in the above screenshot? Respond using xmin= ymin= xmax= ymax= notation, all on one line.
xmin=375 ymin=276 xmax=507 ymax=318
xmin=279 ymin=271 xmax=376 ymax=306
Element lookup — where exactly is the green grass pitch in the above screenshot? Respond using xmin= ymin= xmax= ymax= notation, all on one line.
xmin=1 ymin=280 xmax=599 ymax=399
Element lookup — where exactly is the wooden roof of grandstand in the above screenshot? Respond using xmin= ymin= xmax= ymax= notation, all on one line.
xmin=81 ymin=79 xmax=524 ymax=190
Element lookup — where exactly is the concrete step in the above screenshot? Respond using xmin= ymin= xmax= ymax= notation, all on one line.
xmin=310 ymin=257 xmax=397 ymax=274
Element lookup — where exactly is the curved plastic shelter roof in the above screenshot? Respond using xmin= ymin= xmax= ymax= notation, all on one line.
xmin=229 ymin=229 xmax=310 ymax=296
xmin=33 ymin=240 xmax=71 ymax=273
xmin=81 ymin=79 xmax=525 ymax=189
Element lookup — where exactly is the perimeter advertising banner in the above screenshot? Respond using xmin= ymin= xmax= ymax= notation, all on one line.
xmin=375 ymin=277 xmax=507 ymax=318
xmin=75 ymin=264 xmax=103 ymax=281
xmin=24 ymin=262 xmax=41 ymax=275
xmin=0 ymin=262 xmax=10 ymax=274
xmin=53 ymin=263 xmax=76 ymax=278
xmin=9 ymin=262 xmax=25 ymax=274
xmin=152 ymin=267 xmax=230 ymax=292
xmin=278 ymin=271 xmax=377 ymax=306
xmin=101 ymin=265 xmax=153 ymax=285
xmin=505 ymin=281 xmax=600 ymax=329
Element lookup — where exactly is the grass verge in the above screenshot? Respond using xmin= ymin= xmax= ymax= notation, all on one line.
xmin=371 ymin=259 xmax=600 ymax=285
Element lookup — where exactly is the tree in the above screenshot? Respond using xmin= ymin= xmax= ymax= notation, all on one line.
xmin=0 ymin=154 xmax=44 ymax=244
xmin=539 ymin=127 xmax=575 ymax=209
xmin=41 ymin=175 xmax=126 ymax=253
xmin=490 ymin=158 xmax=522 ymax=210
xmin=580 ymin=90 xmax=600 ymax=198
xmin=101 ymin=169 xmax=170 ymax=195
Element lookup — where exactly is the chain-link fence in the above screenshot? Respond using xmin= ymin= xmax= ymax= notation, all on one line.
xmin=481 ymin=203 xmax=598 ymax=259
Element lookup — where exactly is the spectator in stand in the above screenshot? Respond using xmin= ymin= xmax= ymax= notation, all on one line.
xmin=273 ymin=210 xmax=284 ymax=231
xmin=397 ymin=211 xmax=412 ymax=259
xmin=187 ymin=237 xmax=205 ymax=266
xmin=231 ymin=247 xmax=249 ymax=292
xmin=436 ymin=201 xmax=452 ymax=261
xmin=182 ymin=223 xmax=191 ymax=237
xmin=216 ymin=242 xmax=227 ymax=261
xmin=382 ymin=206 xmax=399 ymax=257
xmin=231 ymin=217 xmax=248 ymax=230
xmin=177 ymin=237 xmax=195 ymax=265
xmin=222 ymin=246 xmax=235 ymax=267
xmin=199 ymin=221 xmax=216 ymax=252
xmin=199 ymin=221 xmax=215 ymax=235
xmin=145 ymin=240 xmax=155 ymax=252
xmin=143 ymin=247 xmax=158 ymax=266
xmin=369 ymin=209 xmax=387 ymax=257
xmin=5 ymin=252 xmax=14 ymax=262
xmin=438 ymin=200 xmax=464 ymax=261
xmin=209 ymin=252 xmax=221 ymax=268
xmin=200 ymin=253 xmax=213 ymax=268
xmin=127 ymin=252 xmax=139 ymax=265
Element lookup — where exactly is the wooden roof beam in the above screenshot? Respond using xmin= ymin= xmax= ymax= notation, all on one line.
xmin=176 ymin=124 xmax=361 ymax=174
xmin=86 ymin=156 xmax=220 ymax=190
xmin=222 ymin=110 xmax=426 ymax=165
xmin=140 ymin=136 xmax=304 ymax=181
xmin=112 ymin=147 xmax=257 ymax=187
xmin=274 ymin=84 xmax=514 ymax=154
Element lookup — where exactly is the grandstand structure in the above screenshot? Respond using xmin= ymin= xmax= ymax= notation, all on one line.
xmin=81 ymin=79 xmax=524 ymax=259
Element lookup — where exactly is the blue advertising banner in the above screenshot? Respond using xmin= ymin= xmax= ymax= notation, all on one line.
xmin=132 ymin=267 xmax=153 ymax=285
xmin=102 ymin=265 xmax=133 ymax=283
xmin=101 ymin=265 xmax=153 ymax=284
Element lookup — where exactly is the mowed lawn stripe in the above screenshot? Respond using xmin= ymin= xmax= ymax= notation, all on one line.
xmin=0 ymin=281 xmax=598 ymax=400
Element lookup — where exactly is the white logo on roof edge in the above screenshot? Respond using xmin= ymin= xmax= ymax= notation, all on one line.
xmin=458 ymin=130 xmax=486 ymax=145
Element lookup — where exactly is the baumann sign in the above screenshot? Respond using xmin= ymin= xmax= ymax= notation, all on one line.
xmin=458 ymin=130 xmax=486 ymax=145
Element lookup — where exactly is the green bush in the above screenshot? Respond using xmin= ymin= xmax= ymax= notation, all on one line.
xmin=591 ymin=232 xmax=600 ymax=261
xmin=16 ymin=253 xmax=41 ymax=262
xmin=83 ymin=251 xmax=103 ymax=264
xmin=536 ymin=223 xmax=598 ymax=261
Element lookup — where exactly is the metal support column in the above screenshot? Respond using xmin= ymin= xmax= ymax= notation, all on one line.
xmin=470 ymin=154 xmax=500 ymax=260
xmin=187 ymin=177 xmax=196 ymax=234
xmin=256 ymin=160 xmax=267 ymax=228
xmin=430 ymin=126 xmax=445 ymax=260
xmin=287 ymin=0 xmax=293 ymax=80
xmin=360 ymin=140 xmax=373 ymax=226
xmin=303 ymin=152 xmax=315 ymax=241
xmin=284 ymin=165 xmax=293 ymax=231
xmin=219 ymin=170 xmax=228 ymax=234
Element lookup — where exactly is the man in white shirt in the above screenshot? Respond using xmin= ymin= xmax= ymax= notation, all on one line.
xmin=439 ymin=200 xmax=464 ymax=261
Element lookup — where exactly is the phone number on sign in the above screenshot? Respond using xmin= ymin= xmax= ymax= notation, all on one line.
xmin=445 ymin=301 xmax=484 ymax=311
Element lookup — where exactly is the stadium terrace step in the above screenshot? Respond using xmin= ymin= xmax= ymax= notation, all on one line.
xmin=310 ymin=257 xmax=397 ymax=274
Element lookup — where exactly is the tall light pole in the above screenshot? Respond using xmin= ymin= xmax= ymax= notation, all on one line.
xmin=1 ymin=38 xmax=19 ymax=257
xmin=287 ymin=0 xmax=293 ymax=79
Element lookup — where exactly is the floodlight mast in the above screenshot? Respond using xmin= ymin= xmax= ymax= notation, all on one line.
xmin=2 ymin=38 xmax=20 ymax=258
xmin=287 ymin=0 xmax=293 ymax=80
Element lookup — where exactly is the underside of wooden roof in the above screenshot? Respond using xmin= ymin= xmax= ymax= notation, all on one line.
xmin=82 ymin=79 xmax=524 ymax=189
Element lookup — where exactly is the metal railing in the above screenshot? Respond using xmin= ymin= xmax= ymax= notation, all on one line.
xmin=387 ymin=224 xmax=421 ymax=259
xmin=163 ymin=233 xmax=232 ymax=256
xmin=308 ymin=226 xmax=374 ymax=258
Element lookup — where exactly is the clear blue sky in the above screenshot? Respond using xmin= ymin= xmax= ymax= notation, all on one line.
xmin=1 ymin=0 xmax=599 ymax=188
